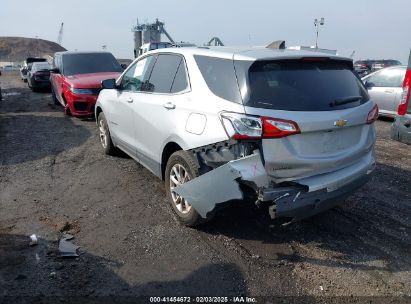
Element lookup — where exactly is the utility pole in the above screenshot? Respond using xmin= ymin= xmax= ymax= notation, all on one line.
xmin=314 ymin=17 xmax=325 ymax=49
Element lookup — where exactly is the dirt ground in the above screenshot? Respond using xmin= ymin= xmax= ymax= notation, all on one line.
xmin=0 ymin=71 xmax=410 ymax=302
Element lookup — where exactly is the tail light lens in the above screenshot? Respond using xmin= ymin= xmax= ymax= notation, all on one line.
xmin=220 ymin=113 xmax=262 ymax=139
xmin=367 ymin=104 xmax=379 ymax=124
xmin=220 ymin=112 xmax=300 ymax=139
xmin=262 ymin=117 xmax=300 ymax=138
xmin=398 ymin=85 xmax=409 ymax=116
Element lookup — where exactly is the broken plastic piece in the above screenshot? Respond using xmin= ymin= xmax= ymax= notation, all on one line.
xmin=29 ymin=234 xmax=38 ymax=246
xmin=174 ymin=152 xmax=268 ymax=218
xmin=58 ymin=234 xmax=79 ymax=257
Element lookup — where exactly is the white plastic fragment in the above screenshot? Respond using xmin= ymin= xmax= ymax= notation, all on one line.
xmin=29 ymin=234 xmax=38 ymax=246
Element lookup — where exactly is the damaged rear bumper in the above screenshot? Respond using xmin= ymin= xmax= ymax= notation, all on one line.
xmin=174 ymin=150 xmax=375 ymax=221
xmin=260 ymin=173 xmax=372 ymax=221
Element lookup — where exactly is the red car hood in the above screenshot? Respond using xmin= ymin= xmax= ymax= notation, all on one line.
xmin=66 ymin=72 xmax=121 ymax=88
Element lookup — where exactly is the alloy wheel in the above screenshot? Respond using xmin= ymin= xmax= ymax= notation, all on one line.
xmin=169 ymin=164 xmax=192 ymax=214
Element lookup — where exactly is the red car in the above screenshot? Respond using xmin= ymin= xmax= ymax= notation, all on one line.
xmin=50 ymin=51 xmax=123 ymax=117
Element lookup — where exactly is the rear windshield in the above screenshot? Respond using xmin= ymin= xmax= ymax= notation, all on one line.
xmin=236 ymin=59 xmax=369 ymax=111
xmin=33 ymin=63 xmax=51 ymax=71
xmin=62 ymin=53 xmax=123 ymax=76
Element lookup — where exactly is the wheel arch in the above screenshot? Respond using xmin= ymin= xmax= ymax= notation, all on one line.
xmin=95 ymin=105 xmax=103 ymax=121
xmin=161 ymin=142 xmax=183 ymax=180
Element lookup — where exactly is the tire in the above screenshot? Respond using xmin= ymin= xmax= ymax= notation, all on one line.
xmin=165 ymin=150 xmax=210 ymax=227
xmin=97 ymin=112 xmax=116 ymax=155
xmin=51 ymin=87 xmax=60 ymax=105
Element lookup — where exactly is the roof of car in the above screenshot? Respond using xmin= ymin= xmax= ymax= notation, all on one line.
xmin=54 ymin=51 xmax=113 ymax=56
xmin=146 ymin=46 xmax=352 ymax=61
xmin=31 ymin=62 xmax=51 ymax=65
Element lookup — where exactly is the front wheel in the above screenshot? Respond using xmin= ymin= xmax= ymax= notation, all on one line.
xmin=165 ymin=150 xmax=210 ymax=227
xmin=97 ymin=112 xmax=116 ymax=155
xmin=51 ymin=87 xmax=60 ymax=105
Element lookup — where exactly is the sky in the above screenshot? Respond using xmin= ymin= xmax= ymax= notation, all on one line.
xmin=0 ymin=0 xmax=410 ymax=63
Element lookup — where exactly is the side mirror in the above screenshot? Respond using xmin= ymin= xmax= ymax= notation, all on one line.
xmin=50 ymin=68 xmax=60 ymax=74
xmin=120 ymin=64 xmax=128 ymax=70
xmin=101 ymin=79 xmax=117 ymax=90
xmin=364 ymin=81 xmax=374 ymax=89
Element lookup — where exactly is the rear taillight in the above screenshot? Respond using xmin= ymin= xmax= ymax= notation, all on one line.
xmin=261 ymin=117 xmax=300 ymax=138
xmin=220 ymin=112 xmax=300 ymax=140
xmin=367 ymin=104 xmax=379 ymax=124
xmin=398 ymin=85 xmax=409 ymax=116
xmin=220 ymin=113 xmax=262 ymax=139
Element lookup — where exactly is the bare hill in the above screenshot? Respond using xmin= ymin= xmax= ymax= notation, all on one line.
xmin=0 ymin=37 xmax=66 ymax=62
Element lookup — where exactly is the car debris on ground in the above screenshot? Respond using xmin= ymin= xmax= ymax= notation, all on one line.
xmin=58 ymin=234 xmax=79 ymax=258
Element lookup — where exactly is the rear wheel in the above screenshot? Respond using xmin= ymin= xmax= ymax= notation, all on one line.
xmin=165 ymin=150 xmax=209 ymax=227
xmin=97 ymin=112 xmax=116 ymax=155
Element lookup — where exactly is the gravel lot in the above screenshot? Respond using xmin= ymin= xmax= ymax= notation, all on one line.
xmin=0 ymin=71 xmax=410 ymax=301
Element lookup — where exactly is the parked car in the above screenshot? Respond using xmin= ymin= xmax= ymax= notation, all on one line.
xmin=95 ymin=47 xmax=378 ymax=226
xmin=50 ymin=51 xmax=123 ymax=117
xmin=27 ymin=62 xmax=52 ymax=91
xmin=20 ymin=57 xmax=47 ymax=82
xmin=371 ymin=59 xmax=402 ymax=71
xmin=354 ymin=60 xmax=375 ymax=77
xmin=362 ymin=66 xmax=406 ymax=118
xmin=2 ymin=65 xmax=16 ymax=71
xmin=355 ymin=59 xmax=402 ymax=77
xmin=391 ymin=50 xmax=411 ymax=144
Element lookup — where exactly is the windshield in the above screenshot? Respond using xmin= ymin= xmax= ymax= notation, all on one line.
xmin=62 ymin=53 xmax=123 ymax=76
xmin=235 ymin=59 xmax=369 ymax=111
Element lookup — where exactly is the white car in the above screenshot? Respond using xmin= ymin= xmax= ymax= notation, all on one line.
xmin=96 ymin=46 xmax=377 ymax=226
xmin=362 ymin=66 xmax=406 ymax=117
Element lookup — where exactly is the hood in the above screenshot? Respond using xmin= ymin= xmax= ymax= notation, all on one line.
xmin=66 ymin=72 xmax=121 ymax=88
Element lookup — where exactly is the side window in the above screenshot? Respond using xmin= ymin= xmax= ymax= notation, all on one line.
xmin=146 ymin=54 xmax=182 ymax=93
xmin=170 ymin=60 xmax=189 ymax=93
xmin=194 ymin=55 xmax=242 ymax=103
xmin=367 ymin=68 xmax=406 ymax=87
xmin=120 ymin=56 xmax=155 ymax=92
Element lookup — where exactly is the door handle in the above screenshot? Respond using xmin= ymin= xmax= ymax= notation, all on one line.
xmin=384 ymin=89 xmax=394 ymax=93
xmin=125 ymin=97 xmax=133 ymax=103
xmin=163 ymin=102 xmax=176 ymax=110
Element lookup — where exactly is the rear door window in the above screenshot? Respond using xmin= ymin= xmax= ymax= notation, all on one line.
xmin=236 ymin=59 xmax=369 ymax=111
xmin=170 ymin=60 xmax=189 ymax=93
xmin=146 ymin=54 xmax=182 ymax=93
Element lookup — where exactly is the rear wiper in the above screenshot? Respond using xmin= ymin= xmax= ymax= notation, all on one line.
xmin=330 ymin=96 xmax=363 ymax=107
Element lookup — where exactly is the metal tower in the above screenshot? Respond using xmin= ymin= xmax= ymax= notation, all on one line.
xmin=57 ymin=22 xmax=64 ymax=46
xmin=132 ymin=19 xmax=175 ymax=55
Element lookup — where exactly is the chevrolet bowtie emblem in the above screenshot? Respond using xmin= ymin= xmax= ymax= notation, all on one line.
xmin=334 ymin=120 xmax=347 ymax=127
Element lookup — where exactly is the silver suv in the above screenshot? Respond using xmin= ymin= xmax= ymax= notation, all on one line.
xmin=96 ymin=47 xmax=378 ymax=226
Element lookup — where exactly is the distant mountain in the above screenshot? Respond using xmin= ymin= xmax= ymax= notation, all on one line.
xmin=0 ymin=37 xmax=66 ymax=62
